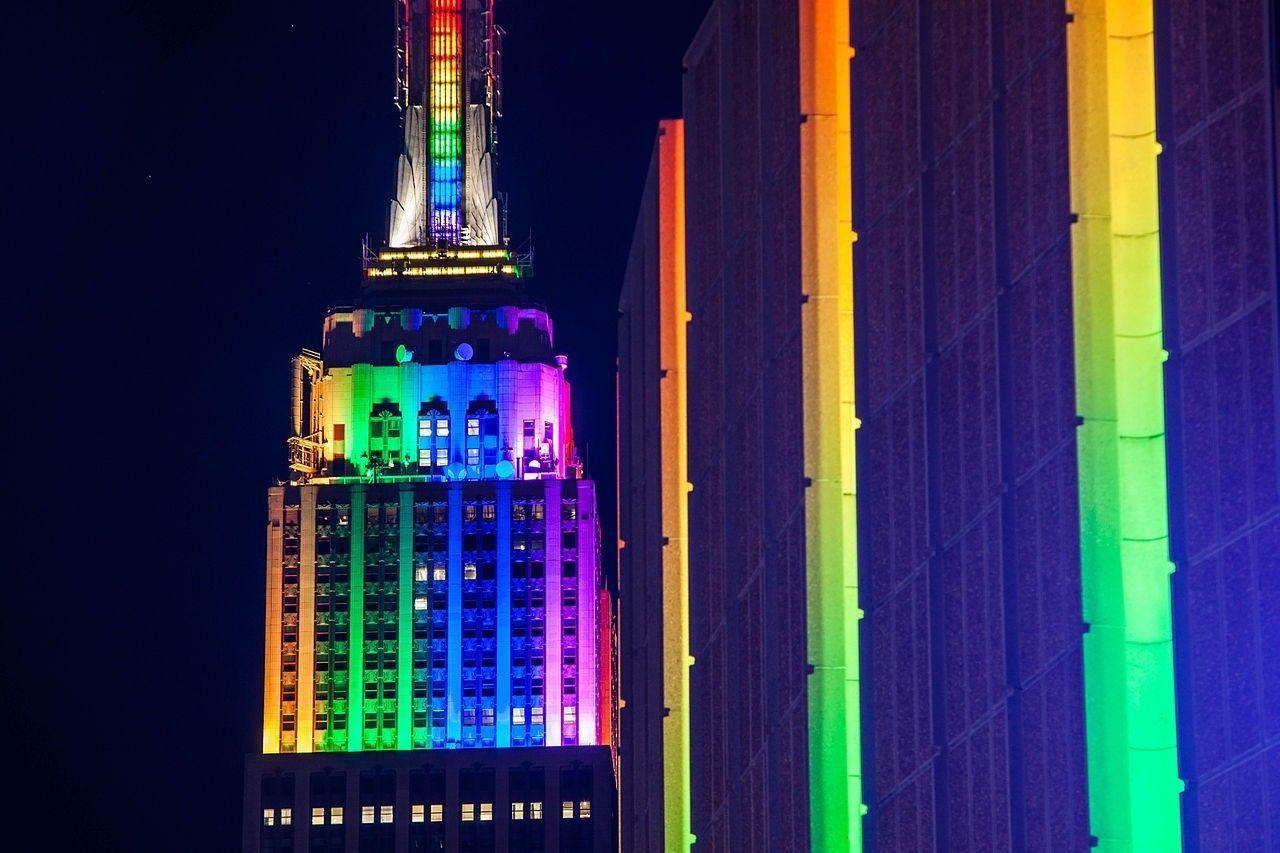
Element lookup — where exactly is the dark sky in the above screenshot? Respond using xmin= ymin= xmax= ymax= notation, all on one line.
xmin=8 ymin=1 xmax=709 ymax=849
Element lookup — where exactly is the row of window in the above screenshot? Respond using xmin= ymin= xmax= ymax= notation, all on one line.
xmin=263 ymin=799 xmax=591 ymax=827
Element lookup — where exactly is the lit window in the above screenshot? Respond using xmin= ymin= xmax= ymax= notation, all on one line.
xmin=482 ymin=707 xmax=495 ymax=726
xmin=312 ymin=807 xmax=325 ymax=826
xmin=464 ymin=563 xmax=477 ymax=580
xmin=262 ymin=808 xmax=275 ymax=827
xmin=562 ymin=801 xmax=574 ymax=819
xmin=512 ymin=802 xmax=525 ymax=821
xmin=480 ymin=802 xmax=493 ymax=822
xmin=467 ymin=447 xmax=480 ymax=466
xmin=462 ymin=803 xmax=475 ymax=822
xmin=531 ymin=706 xmax=544 ymax=726
xmin=482 ymin=504 xmax=495 ymax=520
xmin=419 ymin=418 xmax=432 ymax=437
xmin=418 ymin=448 xmax=432 ymax=467
xmin=579 ymin=800 xmax=592 ymax=819
xmin=530 ymin=801 xmax=543 ymax=820
xmin=362 ymin=805 xmax=375 ymax=824
xmin=414 ymin=566 xmax=429 ymax=582
xmin=433 ymin=565 xmax=447 ymax=581
xmin=467 ymin=418 xmax=480 ymax=436
xmin=564 ymin=706 xmax=576 ymax=725
xmin=380 ymin=805 xmax=394 ymax=824
xmin=435 ymin=447 xmax=449 ymax=467
xmin=279 ymin=808 xmax=292 ymax=826
xmin=512 ymin=706 xmax=525 ymax=726
xmin=430 ymin=804 xmax=444 ymax=823
xmin=331 ymin=806 xmax=344 ymax=825
xmin=436 ymin=418 xmax=449 ymax=437
xmin=411 ymin=804 xmax=425 ymax=823
xmin=414 ymin=596 xmax=428 ymax=611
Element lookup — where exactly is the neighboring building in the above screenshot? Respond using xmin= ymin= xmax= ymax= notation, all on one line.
xmin=244 ymin=2 xmax=617 ymax=851
xmin=619 ymin=2 xmax=861 ymax=850
xmin=617 ymin=120 xmax=691 ymax=852
xmin=619 ymin=0 xmax=1277 ymax=851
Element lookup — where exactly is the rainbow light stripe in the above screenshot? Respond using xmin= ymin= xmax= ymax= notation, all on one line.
xmin=1067 ymin=0 xmax=1183 ymax=848
xmin=800 ymin=0 xmax=864 ymax=849
xmin=429 ymin=0 xmax=463 ymax=244
xmin=656 ymin=119 xmax=692 ymax=851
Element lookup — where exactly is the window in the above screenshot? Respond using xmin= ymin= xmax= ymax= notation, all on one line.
xmin=436 ymin=418 xmax=449 ymax=437
xmin=531 ymin=706 xmax=544 ymax=726
xmin=331 ymin=806 xmax=344 ymax=825
xmin=467 ymin=447 xmax=480 ymax=466
xmin=482 ymin=707 xmax=495 ymax=727
xmin=411 ymin=804 xmax=425 ymax=823
xmin=414 ymin=566 xmax=429 ymax=582
xmin=464 ymin=563 xmax=477 ymax=580
xmin=380 ymin=805 xmax=394 ymax=824
xmin=279 ymin=808 xmax=292 ymax=826
xmin=530 ymin=801 xmax=543 ymax=820
xmin=461 ymin=803 xmax=475 ymax=822
xmin=262 ymin=808 xmax=275 ymax=827
xmin=312 ymin=807 xmax=325 ymax=826
xmin=419 ymin=418 xmax=432 ymax=438
xmin=430 ymin=804 xmax=444 ymax=823
xmin=564 ymin=706 xmax=577 ymax=725
xmin=480 ymin=803 xmax=493 ymax=822
xmin=418 ymin=448 xmax=432 ymax=468
xmin=523 ymin=419 xmax=535 ymax=437
xmin=512 ymin=706 xmax=525 ymax=726
xmin=467 ymin=417 xmax=480 ymax=437
xmin=544 ymin=421 xmax=554 ymax=442
xmin=579 ymin=800 xmax=592 ymax=819
xmin=512 ymin=802 xmax=525 ymax=820
xmin=562 ymin=801 xmax=574 ymax=819
xmin=435 ymin=447 xmax=448 ymax=467
xmin=433 ymin=565 xmax=447 ymax=581
xmin=414 ymin=596 xmax=428 ymax=611
xmin=361 ymin=805 xmax=375 ymax=824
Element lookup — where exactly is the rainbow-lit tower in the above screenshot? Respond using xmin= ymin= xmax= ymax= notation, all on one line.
xmin=244 ymin=3 xmax=617 ymax=850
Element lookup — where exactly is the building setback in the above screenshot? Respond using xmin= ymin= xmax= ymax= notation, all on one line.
xmin=244 ymin=2 xmax=619 ymax=851
xmin=618 ymin=0 xmax=1278 ymax=850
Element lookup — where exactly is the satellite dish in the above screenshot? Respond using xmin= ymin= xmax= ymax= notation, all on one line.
xmin=495 ymin=460 xmax=515 ymax=479
xmin=395 ymin=344 xmax=414 ymax=364
xmin=454 ymin=342 xmax=474 ymax=361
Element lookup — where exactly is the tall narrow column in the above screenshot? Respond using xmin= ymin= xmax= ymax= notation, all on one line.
xmin=800 ymin=0 xmax=863 ymax=849
xmin=447 ymin=483 xmax=463 ymax=744
xmin=347 ymin=485 xmax=367 ymax=752
xmin=263 ymin=487 xmax=285 ymax=753
xmin=1068 ymin=0 xmax=1183 ymax=847
xmin=397 ymin=484 xmax=414 ymax=750
xmin=298 ymin=485 xmax=317 ymax=752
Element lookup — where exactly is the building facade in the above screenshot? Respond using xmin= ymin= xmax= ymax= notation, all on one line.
xmin=245 ymin=2 xmax=617 ymax=850
xmin=619 ymin=0 xmax=1277 ymax=850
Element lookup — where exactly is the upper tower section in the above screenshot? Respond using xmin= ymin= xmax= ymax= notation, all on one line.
xmin=370 ymin=0 xmax=528 ymax=291
xmin=388 ymin=0 xmax=503 ymax=250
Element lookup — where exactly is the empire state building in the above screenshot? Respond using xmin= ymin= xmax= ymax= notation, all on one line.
xmin=243 ymin=2 xmax=617 ymax=850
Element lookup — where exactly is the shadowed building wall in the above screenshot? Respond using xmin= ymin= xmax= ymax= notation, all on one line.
xmin=853 ymin=0 xmax=1091 ymax=848
xmin=1156 ymin=0 xmax=1280 ymax=846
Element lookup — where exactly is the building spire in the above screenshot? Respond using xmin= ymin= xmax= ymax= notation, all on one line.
xmin=388 ymin=0 xmax=502 ymax=249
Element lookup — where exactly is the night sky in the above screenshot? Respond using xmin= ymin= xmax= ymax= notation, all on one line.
xmin=9 ymin=1 xmax=710 ymax=848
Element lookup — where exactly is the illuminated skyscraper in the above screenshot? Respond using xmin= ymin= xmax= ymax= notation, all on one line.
xmin=244 ymin=3 xmax=617 ymax=851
